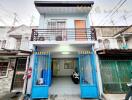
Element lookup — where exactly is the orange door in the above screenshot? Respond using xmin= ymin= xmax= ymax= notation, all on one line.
xmin=75 ymin=20 xmax=87 ymax=40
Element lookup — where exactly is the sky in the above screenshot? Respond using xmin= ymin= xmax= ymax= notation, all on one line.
xmin=0 ymin=0 xmax=132 ymax=26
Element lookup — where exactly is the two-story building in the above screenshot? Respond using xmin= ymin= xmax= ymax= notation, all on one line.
xmin=95 ymin=26 xmax=132 ymax=94
xmin=0 ymin=25 xmax=34 ymax=97
xmin=27 ymin=1 xmax=101 ymax=99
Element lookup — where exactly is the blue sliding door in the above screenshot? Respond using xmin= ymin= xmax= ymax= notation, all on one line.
xmin=31 ymin=52 xmax=51 ymax=99
xmin=79 ymin=50 xmax=99 ymax=98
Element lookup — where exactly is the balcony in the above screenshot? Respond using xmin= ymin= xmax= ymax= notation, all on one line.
xmin=31 ymin=28 xmax=96 ymax=41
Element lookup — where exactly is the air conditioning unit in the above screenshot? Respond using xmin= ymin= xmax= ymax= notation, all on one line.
xmin=56 ymin=35 xmax=62 ymax=41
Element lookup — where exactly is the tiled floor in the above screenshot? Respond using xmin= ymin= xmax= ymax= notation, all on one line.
xmin=0 ymin=77 xmax=98 ymax=100
xmin=49 ymin=77 xmax=80 ymax=95
xmin=48 ymin=95 xmax=98 ymax=100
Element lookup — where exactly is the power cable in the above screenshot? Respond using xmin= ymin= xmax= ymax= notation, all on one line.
xmin=102 ymin=0 xmax=128 ymax=26
xmin=97 ymin=0 xmax=124 ymax=26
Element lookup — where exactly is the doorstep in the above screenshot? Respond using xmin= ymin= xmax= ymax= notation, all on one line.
xmin=47 ymin=95 xmax=98 ymax=100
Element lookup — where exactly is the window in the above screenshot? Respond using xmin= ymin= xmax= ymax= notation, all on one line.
xmin=0 ymin=62 xmax=9 ymax=77
xmin=16 ymin=38 xmax=21 ymax=50
xmin=47 ymin=20 xmax=66 ymax=40
xmin=1 ymin=40 xmax=6 ymax=49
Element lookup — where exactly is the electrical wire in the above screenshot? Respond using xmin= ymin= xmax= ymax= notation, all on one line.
xmin=97 ymin=0 xmax=124 ymax=26
xmin=102 ymin=0 xmax=128 ymax=26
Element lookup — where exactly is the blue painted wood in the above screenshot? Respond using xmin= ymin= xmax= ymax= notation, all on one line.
xmin=31 ymin=52 xmax=51 ymax=99
xmin=79 ymin=49 xmax=99 ymax=99
xmin=81 ymin=85 xmax=98 ymax=98
xmin=91 ymin=46 xmax=99 ymax=94
xmin=31 ymin=85 xmax=48 ymax=99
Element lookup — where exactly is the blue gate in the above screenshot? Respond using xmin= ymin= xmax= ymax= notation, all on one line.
xmin=31 ymin=51 xmax=51 ymax=99
xmin=79 ymin=49 xmax=99 ymax=98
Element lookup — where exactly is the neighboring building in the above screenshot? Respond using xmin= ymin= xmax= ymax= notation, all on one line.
xmin=28 ymin=1 xmax=101 ymax=99
xmin=95 ymin=26 xmax=132 ymax=94
xmin=0 ymin=25 xmax=36 ymax=96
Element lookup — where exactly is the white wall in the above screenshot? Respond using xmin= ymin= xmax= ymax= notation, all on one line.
xmin=0 ymin=27 xmax=10 ymax=39
xmin=5 ymin=37 xmax=17 ymax=50
xmin=127 ymin=37 xmax=132 ymax=49
xmin=97 ymin=37 xmax=119 ymax=50
xmin=26 ymin=54 xmax=34 ymax=94
xmin=95 ymin=54 xmax=103 ymax=97
xmin=0 ymin=58 xmax=16 ymax=97
xmin=109 ymin=39 xmax=119 ymax=49
xmin=20 ymin=36 xmax=30 ymax=51
xmin=53 ymin=59 xmax=76 ymax=76
xmin=38 ymin=45 xmax=90 ymax=53
xmin=39 ymin=14 xmax=90 ymax=29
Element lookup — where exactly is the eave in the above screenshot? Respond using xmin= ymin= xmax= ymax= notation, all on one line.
xmin=35 ymin=1 xmax=94 ymax=7
xmin=34 ymin=1 xmax=94 ymax=14
xmin=96 ymin=49 xmax=132 ymax=55
xmin=0 ymin=50 xmax=32 ymax=56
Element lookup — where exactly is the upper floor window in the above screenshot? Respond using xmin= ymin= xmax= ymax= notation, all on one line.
xmin=47 ymin=20 xmax=66 ymax=41
xmin=47 ymin=20 xmax=66 ymax=29
xmin=1 ymin=40 xmax=6 ymax=49
xmin=0 ymin=61 xmax=9 ymax=77
xmin=16 ymin=38 xmax=21 ymax=50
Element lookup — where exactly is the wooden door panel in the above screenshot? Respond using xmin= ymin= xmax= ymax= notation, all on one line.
xmin=75 ymin=20 xmax=87 ymax=40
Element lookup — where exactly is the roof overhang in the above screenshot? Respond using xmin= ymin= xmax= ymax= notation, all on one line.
xmin=114 ymin=25 xmax=132 ymax=38
xmin=0 ymin=50 xmax=32 ymax=56
xmin=97 ymin=49 xmax=132 ymax=55
xmin=34 ymin=1 xmax=94 ymax=14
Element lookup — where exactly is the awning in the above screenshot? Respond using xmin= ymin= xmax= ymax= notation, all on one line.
xmin=34 ymin=1 xmax=94 ymax=14
xmin=96 ymin=49 xmax=132 ymax=55
xmin=0 ymin=50 xmax=32 ymax=56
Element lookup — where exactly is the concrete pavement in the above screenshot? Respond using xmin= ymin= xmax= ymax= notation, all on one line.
xmin=103 ymin=94 xmax=126 ymax=100
xmin=0 ymin=93 xmax=99 ymax=100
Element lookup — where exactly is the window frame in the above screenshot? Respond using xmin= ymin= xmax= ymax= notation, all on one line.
xmin=1 ymin=40 xmax=6 ymax=49
xmin=0 ymin=61 xmax=9 ymax=78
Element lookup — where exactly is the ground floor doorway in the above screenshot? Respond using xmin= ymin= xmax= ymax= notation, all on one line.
xmin=99 ymin=56 xmax=132 ymax=93
xmin=31 ymin=49 xmax=99 ymax=99
xmin=49 ymin=58 xmax=80 ymax=95
xmin=49 ymin=77 xmax=80 ymax=95
xmin=11 ymin=57 xmax=27 ymax=92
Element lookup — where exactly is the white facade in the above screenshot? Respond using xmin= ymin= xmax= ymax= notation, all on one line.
xmin=28 ymin=1 xmax=103 ymax=99
xmin=97 ymin=37 xmax=119 ymax=50
xmin=127 ymin=37 xmax=132 ymax=49
xmin=95 ymin=26 xmax=132 ymax=50
xmin=0 ymin=25 xmax=37 ymax=51
xmin=39 ymin=14 xmax=90 ymax=29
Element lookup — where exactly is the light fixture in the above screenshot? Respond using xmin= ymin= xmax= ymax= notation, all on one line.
xmin=61 ymin=52 xmax=70 ymax=55
xmin=59 ymin=44 xmax=71 ymax=52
